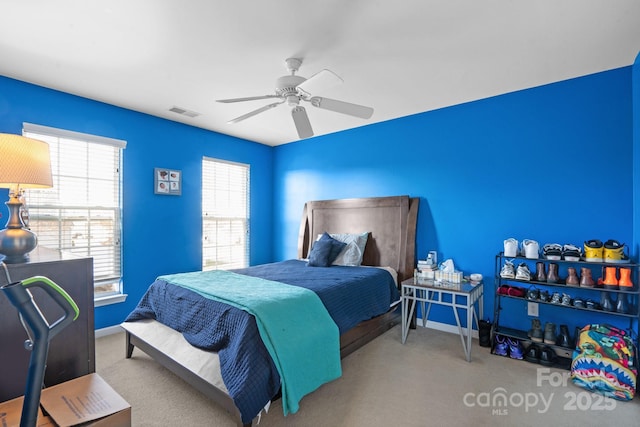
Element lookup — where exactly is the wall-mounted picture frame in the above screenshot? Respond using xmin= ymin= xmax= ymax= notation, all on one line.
xmin=154 ymin=168 xmax=182 ymax=196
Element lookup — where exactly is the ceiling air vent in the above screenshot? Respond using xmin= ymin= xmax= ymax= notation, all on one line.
xmin=169 ymin=106 xmax=200 ymax=118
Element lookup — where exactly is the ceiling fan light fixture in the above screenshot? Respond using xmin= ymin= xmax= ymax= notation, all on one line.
xmin=276 ymin=75 xmax=306 ymax=97
xmin=218 ymin=57 xmax=373 ymax=139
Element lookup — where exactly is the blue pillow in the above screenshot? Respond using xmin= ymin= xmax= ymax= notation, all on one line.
xmin=318 ymin=232 xmax=347 ymax=263
xmin=307 ymin=239 xmax=335 ymax=267
xmin=308 ymin=233 xmax=347 ymax=267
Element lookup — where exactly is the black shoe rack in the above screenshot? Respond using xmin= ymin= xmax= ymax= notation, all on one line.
xmin=492 ymin=252 xmax=640 ymax=369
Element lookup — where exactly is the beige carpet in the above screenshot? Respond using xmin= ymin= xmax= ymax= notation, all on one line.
xmin=96 ymin=326 xmax=640 ymax=426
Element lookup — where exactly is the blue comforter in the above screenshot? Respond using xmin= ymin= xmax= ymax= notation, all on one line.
xmin=125 ymin=260 xmax=398 ymax=423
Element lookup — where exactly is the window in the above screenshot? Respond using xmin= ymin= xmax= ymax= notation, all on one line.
xmin=202 ymin=157 xmax=249 ymax=270
xmin=22 ymin=123 xmax=126 ymax=301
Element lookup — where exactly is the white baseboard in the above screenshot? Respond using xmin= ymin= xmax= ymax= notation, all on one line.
xmin=95 ymin=325 xmax=124 ymax=338
xmin=416 ymin=317 xmax=479 ymax=339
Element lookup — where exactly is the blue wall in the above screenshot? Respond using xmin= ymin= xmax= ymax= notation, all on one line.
xmin=273 ymin=67 xmax=635 ymax=333
xmin=0 ymin=76 xmax=274 ymax=329
xmin=1 ymin=64 xmax=637 ymax=334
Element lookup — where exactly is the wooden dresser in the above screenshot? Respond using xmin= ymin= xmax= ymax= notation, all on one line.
xmin=0 ymin=247 xmax=95 ymax=402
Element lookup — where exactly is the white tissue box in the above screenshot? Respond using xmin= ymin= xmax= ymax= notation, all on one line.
xmin=435 ymin=270 xmax=463 ymax=284
xmin=416 ymin=269 xmax=435 ymax=280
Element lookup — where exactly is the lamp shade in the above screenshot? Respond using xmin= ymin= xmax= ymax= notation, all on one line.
xmin=0 ymin=134 xmax=53 ymax=189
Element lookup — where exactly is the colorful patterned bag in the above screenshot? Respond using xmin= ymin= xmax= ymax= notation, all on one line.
xmin=571 ymin=324 xmax=637 ymax=401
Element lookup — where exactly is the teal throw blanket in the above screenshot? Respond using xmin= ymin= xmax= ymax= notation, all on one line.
xmin=158 ymin=270 xmax=342 ymax=416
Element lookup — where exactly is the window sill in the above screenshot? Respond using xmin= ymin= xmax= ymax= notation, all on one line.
xmin=94 ymin=293 xmax=128 ymax=307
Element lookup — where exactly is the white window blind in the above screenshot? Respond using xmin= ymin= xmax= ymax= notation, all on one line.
xmin=202 ymin=157 xmax=249 ymax=270
xmin=22 ymin=123 xmax=126 ymax=297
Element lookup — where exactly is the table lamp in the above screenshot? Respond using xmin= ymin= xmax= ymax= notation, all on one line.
xmin=0 ymin=134 xmax=53 ymax=263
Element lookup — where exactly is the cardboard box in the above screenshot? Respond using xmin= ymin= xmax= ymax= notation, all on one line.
xmin=40 ymin=374 xmax=130 ymax=427
xmin=0 ymin=375 xmax=129 ymax=427
xmin=0 ymin=395 xmax=53 ymax=427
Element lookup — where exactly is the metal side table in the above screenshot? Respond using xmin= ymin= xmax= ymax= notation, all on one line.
xmin=401 ymin=277 xmax=484 ymax=362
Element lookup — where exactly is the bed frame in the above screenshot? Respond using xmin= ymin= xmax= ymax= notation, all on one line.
xmin=123 ymin=195 xmax=419 ymax=426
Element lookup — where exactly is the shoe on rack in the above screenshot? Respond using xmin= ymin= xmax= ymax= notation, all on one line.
xmin=526 ymin=287 xmax=539 ymax=301
xmin=538 ymin=290 xmax=549 ymax=302
xmin=543 ymin=322 xmax=556 ymax=344
xmin=560 ymin=293 xmax=572 ymax=306
xmin=619 ymin=267 xmax=634 ymax=288
xmin=584 ymin=239 xmax=604 ymax=262
xmin=498 ymin=285 xmax=525 ymax=297
xmin=522 ymin=239 xmax=540 ymax=259
xmin=500 ymin=260 xmax=516 ymax=279
xmin=573 ymin=297 xmax=585 ymax=308
xmin=602 ymin=266 xmax=619 ymax=290
xmin=507 ymin=286 xmax=525 ymax=297
xmin=600 ymin=292 xmax=614 ymax=312
xmin=515 ymin=263 xmax=531 ymax=281
xmin=542 ymin=243 xmax=562 ymax=260
xmin=528 ymin=319 xmax=543 ymax=343
xmin=507 ymin=338 xmax=524 ymax=360
xmin=550 ymin=292 xmax=561 ymax=304
xmin=562 ymin=244 xmax=582 ymax=261
xmin=565 ymin=267 xmax=579 ymax=286
xmin=503 ymin=238 xmax=519 ymax=257
xmin=539 ymin=345 xmax=556 ymax=367
xmin=524 ymin=343 xmax=541 ymax=363
xmin=616 ymin=294 xmax=629 ymax=314
xmin=494 ymin=334 xmax=509 ymax=357
xmin=547 ymin=263 xmax=560 ymax=284
xmin=579 ymin=267 xmax=595 ymax=287
xmin=534 ymin=262 xmax=547 ymax=282
xmin=604 ymin=240 xmax=629 ymax=263
xmin=556 ymin=325 xmax=573 ymax=348
xmin=585 ymin=299 xmax=600 ymax=310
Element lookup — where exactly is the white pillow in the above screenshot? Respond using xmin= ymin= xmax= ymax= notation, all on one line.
xmin=330 ymin=232 xmax=369 ymax=266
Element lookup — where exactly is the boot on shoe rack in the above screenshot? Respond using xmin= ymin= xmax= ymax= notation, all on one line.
xmin=603 ymin=266 xmax=619 ymax=290
xmin=547 ymin=263 xmax=560 ymax=284
xmin=543 ymin=322 xmax=557 ymax=345
xmin=556 ymin=324 xmax=572 ymax=348
xmin=579 ymin=267 xmax=595 ymax=287
xmin=535 ymin=262 xmax=546 ymax=282
xmin=600 ymin=292 xmax=614 ymax=312
xmin=528 ymin=319 xmax=543 ymax=343
xmin=619 ymin=267 xmax=634 ymax=288
xmin=616 ymin=294 xmax=629 ymax=314
xmin=565 ymin=267 xmax=579 ymax=286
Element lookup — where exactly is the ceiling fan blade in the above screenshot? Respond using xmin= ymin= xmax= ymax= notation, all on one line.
xmin=227 ymin=101 xmax=283 ymax=124
xmin=309 ymin=96 xmax=373 ymax=119
xmin=217 ymin=95 xmax=280 ymax=103
xmin=296 ymin=69 xmax=343 ymax=97
xmin=291 ymin=106 xmax=314 ymax=139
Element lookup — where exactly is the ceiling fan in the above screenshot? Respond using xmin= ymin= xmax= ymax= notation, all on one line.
xmin=217 ymin=58 xmax=374 ymax=139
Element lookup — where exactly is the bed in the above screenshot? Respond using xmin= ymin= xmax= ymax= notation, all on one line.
xmin=121 ymin=195 xmax=419 ymax=426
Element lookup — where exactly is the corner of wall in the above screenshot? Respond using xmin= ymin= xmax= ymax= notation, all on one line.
xmin=632 ymin=52 xmax=640 ymax=260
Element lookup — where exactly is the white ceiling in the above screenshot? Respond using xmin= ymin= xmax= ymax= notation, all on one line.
xmin=1 ymin=1 xmax=639 ymax=146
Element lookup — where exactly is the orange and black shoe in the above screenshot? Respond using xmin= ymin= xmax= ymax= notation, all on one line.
xmin=619 ymin=267 xmax=634 ymax=288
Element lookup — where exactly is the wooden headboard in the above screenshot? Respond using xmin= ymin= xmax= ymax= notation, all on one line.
xmin=297 ymin=195 xmax=419 ymax=283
